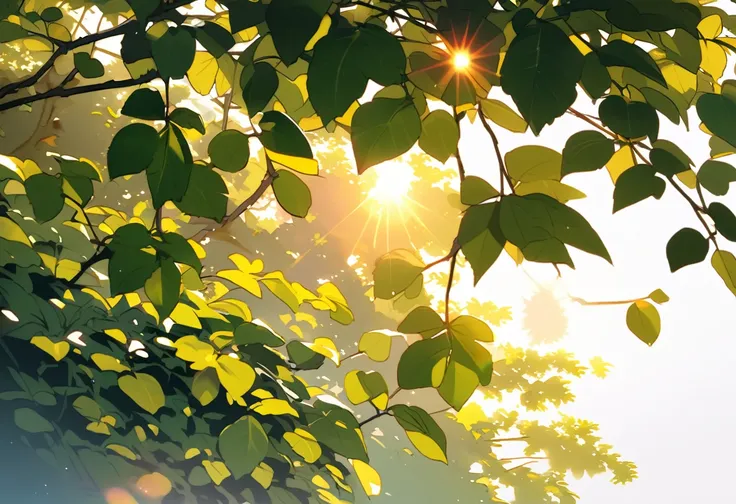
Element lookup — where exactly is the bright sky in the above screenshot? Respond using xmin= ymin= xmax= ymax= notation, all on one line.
xmin=453 ymin=4 xmax=736 ymax=499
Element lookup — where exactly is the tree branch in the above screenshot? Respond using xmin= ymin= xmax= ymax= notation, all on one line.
xmin=423 ymin=240 xmax=461 ymax=271
xmin=0 ymin=71 xmax=158 ymax=112
xmin=444 ymin=251 xmax=458 ymax=323
xmin=567 ymin=108 xmax=616 ymax=138
xmin=477 ymin=108 xmax=513 ymax=193
xmin=353 ymin=0 xmax=439 ymax=34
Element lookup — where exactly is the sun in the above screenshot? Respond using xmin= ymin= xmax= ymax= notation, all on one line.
xmin=452 ymin=51 xmax=471 ymax=71
xmin=367 ymin=162 xmax=415 ymax=204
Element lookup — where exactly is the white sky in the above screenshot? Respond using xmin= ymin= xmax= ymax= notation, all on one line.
xmin=457 ymin=3 xmax=736 ymax=499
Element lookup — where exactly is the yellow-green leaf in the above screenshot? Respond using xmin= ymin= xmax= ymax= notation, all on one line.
xmin=118 ymin=373 xmax=166 ymax=414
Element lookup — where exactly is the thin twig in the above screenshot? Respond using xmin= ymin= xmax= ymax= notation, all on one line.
xmin=423 ymin=240 xmax=461 ymax=271
xmin=444 ymin=252 xmax=458 ymax=323
xmin=477 ymin=109 xmax=513 ymax=193
xmin=567 ymin=108 xmax=616 ymax=138
xmin=569 ymin=295 xmax=645 ymax=306
xmin=352 ymin=0 xmax=439 ymax=33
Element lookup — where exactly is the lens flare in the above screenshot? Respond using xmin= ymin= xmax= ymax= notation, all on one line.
xmin=367 ymin=163 xmax=415 ymax=204
xmin=452 ymin=51 xmax=471 ymax=71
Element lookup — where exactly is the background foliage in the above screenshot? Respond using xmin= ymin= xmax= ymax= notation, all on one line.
xmin=1 ymin=0 xmax=735 ymax=502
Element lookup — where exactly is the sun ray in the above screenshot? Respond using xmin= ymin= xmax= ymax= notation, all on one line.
xmin=351 ymin=208 xmax=377 ymax=257
xmin=397 ymin=205 xmax=419 ymax=251
xmin=372 ymin=209 xmax=384 ymax=248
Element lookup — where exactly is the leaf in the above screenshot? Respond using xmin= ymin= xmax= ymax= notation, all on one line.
xmin=309 ymin=26 xmax=405 ymax=123
xmin=597 ymin=40 xmax=665 ymax=86
xmin=192 ymin=368 xmax=219 ymax=406
xmin=108 ymin=123 xmax=159 ymax=178
xmin=649 ymin=289 xmax=670 ymax=304
xmin=626 ymin=300 xmax=660 ymax=346
xmin=561 ymin=131 xmax=615 ymax=176
xmin=505 ymin=145 xmax=561 ymax=183
xmin=216 ymin=356 xmax=256 ymax=399
xmin=599 ymin=96 xmax=659 ymax=140
xmin=234 ymin=322 xmax=284 ymax=347
xmin=418 ymin=110 xmax=458 ymax=163
xmin=242 ymin=62 xmax=278 ymax=115
xmin=450 ymin=315 xmax=494 ymax=342
xmin=118 ymin=373 xmax=165 ymax=414
xmin=373 ymin=249 xmax=425 ymax=299
xmin=14 ymin=408 xmax=53 ymax=433
xmin=708 ymin=202 xmax=736 ymax=241
xmin=208 ymin=129 xmax=250 ymax=173
xmin=40 ymin=6 xmax=62 ymax=21
xmin=358 ymin=331 xmax=393 ymax=362
xmin=74 ymin=52 xmax=104 ymax=78
xmin=169 ymin=107 xmax=205 ymax=134
xmin=460 ymin=176 xmax=499 ymax=205
xmin=697 ymin=93 xmax=736 ymax=148
xmin=397 ymin=306 xmax=444 ymax=339
xmin=30 ymin=336 xmax=69 ymax=362
xmin=698 ymin=160 xmax=736 ymax=196
xmin=351 ymin=459 xmax=381 ymax=497
xmin=152 ymin=26 xmax=195 ymax=80
xmin=666 ymin=227 xmax=709 ymax=272
xmin=287 ymin=341 xmax=325 ymax=370
xmin=515 ymin=180 xmax=586 ymax=204
xmin=259 ymin=111 xmax=316 ymax=174
xmin=498 ymin=194 xmax=611 ymax=265
xmin=266 ymin=0 xmax=332 ymax=65
xmin=121 ymin=88 xmax=165 ymax=120
xmin=351 ymin=98 xmax=421 ymax=174
xmin=712 ymin=250 xmax=736 ymax=296
xmin=344 ymin=370 xmax=388 ymax=409
xmin=251 ymin=398 xmax=298 ymax=417
xmin=397 ymin=335 xmax=450 ymax=390
xmin=144 ymin=257 xmax=181 ymax=319
xmin=195 ymin=21 xmax=234 ymax=58
xmin=390 ymin=405 xmax=447 ymax=463
xmin=479 ymin=98 xmax=527 ymax=133
xmin=147 ymin=125 xmax=192 ymax=208
xmin=613 ymin=165 xmax=666 ymax=213
xmin=72 ymin=396 xmax=101 ymax=421
xmin=219 ymin=416 xmax=269 ymax=479
xmin=272 ymin=169 xmax=311 ymax=218
xmin=284 ymin=428 xmax=321 ymax=463
xmin=176 ymin=164 xmax=228 ymax=221
xmin=24 ymin=173 xmax=64 ymax=222
xmin=580 ymin=52 xmax=611 ymax=99
xmin=501 ymin=23 xmax=582 ymax=134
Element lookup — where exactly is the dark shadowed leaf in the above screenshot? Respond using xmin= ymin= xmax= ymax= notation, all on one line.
xmin=24 ymin=174 xmax=64 ymax=223
xmin=419 ymin=110 xmax=458 ymax=163
xmin=219 ymin=416 xmax=269 ymax=479
xmin=121 ymin=88 xmax=166 ymax=120
xmin=698 ymin=160 xmax=736 ymax=196
xmin=272 ymin=169 xmax=311 ymax=218
xmin=108 ymin=123 xmax=159 ymax=178
xmin=666 ymin=227 xmax=709 ymax=272
xmin=613 ymin=165 xmax=666 ymax=213
xmin=561 ymin=130 xmax=615 ymax=176
xmin=209 ymin=130 xmax=250 ymax=172
xmin=176 ymin=164 xmax=228 ymax=221
xmin=266 ymin=0 xmax=331 ymax=65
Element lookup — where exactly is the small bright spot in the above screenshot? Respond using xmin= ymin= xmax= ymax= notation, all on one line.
xmin=66 ymin=331 xmax=85 ymax=346
xmin=469 ymin=462 xmax=483 ymax=474
xmin=453 ymin=51 xmax=471 ymax=70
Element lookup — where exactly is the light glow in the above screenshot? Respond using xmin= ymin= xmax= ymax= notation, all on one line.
xmin=367 ymin=163 xmax=415 ymax=204
xmin=453 ymin=51 xmax=471 ymax=71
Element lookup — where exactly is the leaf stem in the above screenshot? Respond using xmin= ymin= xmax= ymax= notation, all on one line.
xmin=445 ymin=252 xmax=458 ymax=323
xmin=477 ymin=108 xmax=513 ymax=193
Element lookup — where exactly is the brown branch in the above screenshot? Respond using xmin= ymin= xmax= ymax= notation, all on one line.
xmin=444 ymin=252 xmax=458 ymax=323
xmin=0 ymin=71 xmax=158 ymax=112
xmin=569 ymin=295 xmax=645 ymax=306
xmin=190 ymin=158 xmax=279 ymax=242
xmin=477 ymin=108 xmax=513 ymax=193
xmin=423 ymin=240 xmax=461 ymax=271
xmin=454 ymin=111 xmax=466 ymax=181
xmin=358 ymin=410 xmax=389 ymax=427
xmin=567 ymin=108 xmax=616 ymax=138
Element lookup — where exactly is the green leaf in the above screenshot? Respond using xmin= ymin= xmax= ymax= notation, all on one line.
xmin=708 ymin=202 xmax=736 ymax=241
xmin=344 ymin=370 xmax=388 ymax=409
xmin=649 ymin=288 xmax=670 ymax=304
xmin=109 ymin=248 xmax=158 ymax=295
xmin=121 ymin=88 xmax=165 ymax=120
xmin=227 ymin=0 xmax=266 ymax=33
xmin=147 ymin=125 xmax=192 ymax=208
xmin=176 ymin=164 xmax=228 ymax=222
xmin=505 ymin=145 xmax=561 ymax=183
xmin=613 ymin=165 xmax=666 ymax=213
xmin=24 ymin=173 xmax=64 ymax=223
xmin=242 ymin=62 xmax=278 ymax=115
xmin=128 ymin=0 xmax=157 ymax=26
xmin=266 ymin=0 xmax=331 ymax=65
xmin=58 ymin=158 xmax=101 ymax=181
xmin=208 ymin=130 xmax=250 ymax=172
xmin=479 ymin=98 xmax=527 ymax=133
xmin=597 ymin=40 xmax=666 ymax=86
xmin=626 ymin=301 xmax=660 ymax=346
xmin=40 ymin=6 xmax=62 ymax=22
xmin=397 ymin=334 xmax=450 ymax=390
xmin=144 ymin=257 xmax=181 ymax=319
xmin=170 ymin=107 xmax=205 ymax=134
xmin=561 ymin=131 xmax=615 ymax=177
xmin=259 ymin=110 xmax=313 ymax=168
xmin=308 ymin=26 xmax=405 ymax=123
xmin=195 ymin=21 xmax=235 ymax=58
xmin=666 ymin=227 xmax=709 ymax=272
xmin=0 ymin=21 xmax=28 ymax=43
xmin=698 ymin=160 xmax=736 ymax=196
xmin=712 ymin=250 xmax=736 ymax=296
xmin=309 ymin=404 xmax=366 ymax=461
xmin=286 ymin=341 xmax=325 ymax=370
xmin=73 ymin=52 xmax=104 ymax=78
xmin=697 ymin=93 xmax=736 ymax=148
xmin=390 ymin=404 xmax=447 ymax=463
xmin=272 ymin=169 xmax=311 ymax=218
xmin=192 ymin=367 xmax=219 ymax=406
xmin=352 ymin=98 xmax=421 ymax=174
xmin=460 ymin=176 xmax=499 ymax=205
xmin=515 ymin=180 xmax=586 ymax=204
xmin=418 ymin=110 xmax=458 ymax=163
xmin=501 ymin=23 xmax=583 ymax=134
xmin=152 ymin=26 xmax=195 ymax=80
xmin=234 ymin=322 xmax=284 ymax=347
xmin=108 ymin=123 xmax=159 ymax=178
xmin=219 ymin=416 xmax=269 ymax=479
xmin=118 ymin=373 xmax=165 ymax=414
xmin=498 ymin=194 xmax=611 ymax=265
xmin=373 ymin=249 xmax=425 ymax=299
xmin=358 ymin=331 xmax=394 ymax=362
xmin=14 ymin=407 xmax=53 ymax=433
xmin=450 ymin=315 xmax=494 ymax=343
xmin=397 ymin=306 xmax=445 ymax=339
xmin=641 ymin=87 xmax=681 ymax=126
xmin=580 ymin=52 xmax=611 ymax=99
xmin=650 ymin=148 xmax=688 ymax=177
xmin=437 ymin=359 xmax=479 ymax=410
xmin=599 ymin=96 xmax=659 ymax=140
